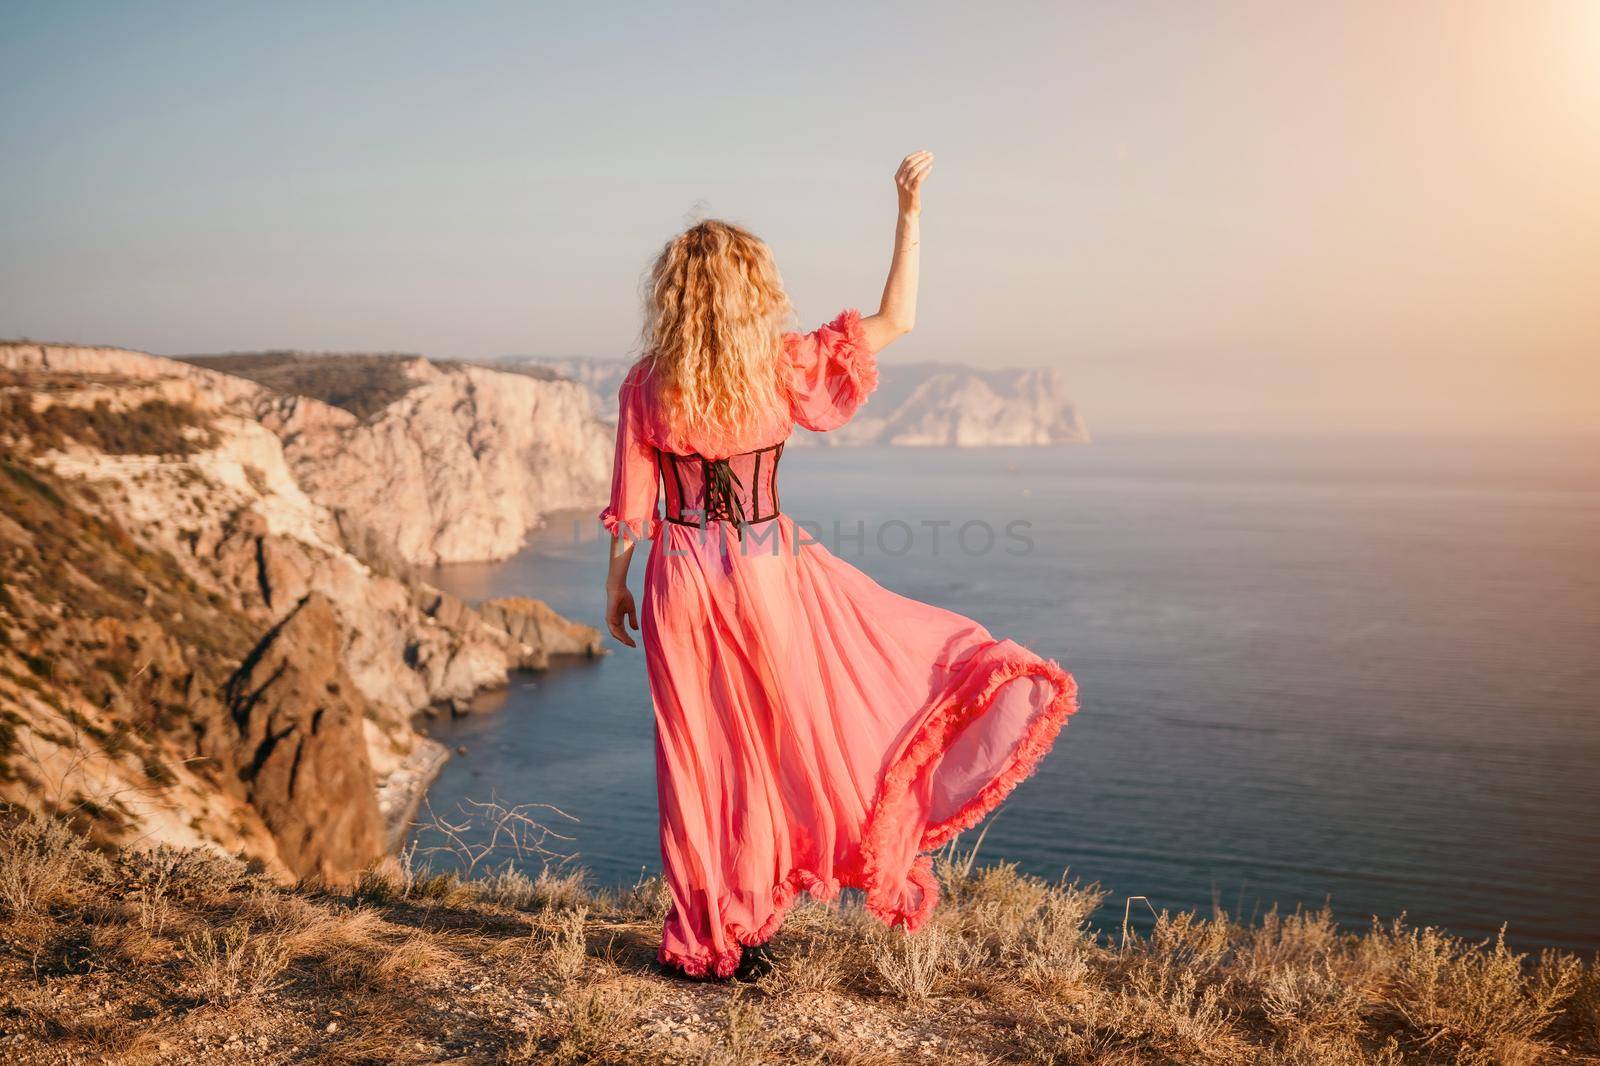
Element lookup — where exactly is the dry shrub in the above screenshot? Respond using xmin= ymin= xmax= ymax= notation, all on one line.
xmin=492 ymin=903 xmax=592 ymax=984
xmin=352 ymin=854 xmax=413 ymax=904
xmin=228 ymin=891 xmax=393 ymax=988
xmin=868 ymin=924 xmax=979 ymax=1002
xmin=1233 ymin=907 xmax=1379 ymax=1061
xmin=315 ymin=916 xmax=464 ymax=992
xmin=1021 ymin=939 xmax=1092 ymax=1001
xmin=363 ymin=853 xmax=588 ymax=914
xmin=0 ymin=810 xmax=110 ymax=915
xmin=123 ymin=843 xmax=259 ymax=903
xmin=525 ymin=865 xmax=590 ymax=912
xmin=939 ymin=858 xmax=1052 ymax=958
xmin=1012 ymin=1005 xmax=1145 ymax=1066
xmin=613 ymin=873 xmax=673 ymax=924
xmin=758 ymin=937 xmax=850 ymax=997
xmin=1139 ymin=910 xmax=1232 ymax=977
xmin=539 ymin=903 xmax=591 ymax=981
xmin=1102 ymin=973 xmax=1244 ymax=1065
xmin=1570 ymin=961 xmax=1600 ymax=1050
xmin=934 ymin=843 xmax=1106 ymax=1000
xmin=743 ymin=895 xmax=858 ymax=997
xmin=112 ymin=848 xmax=182 ymax=934
xmin=178 ymin=922 xmax=293 ymax=1002
xmin=407 ymin=871 xmax=479 ymax=907
xmin=1018 ymin=984 xmax=1247 ymax=1066
xmin=1240 ymin=906 xmax=1347 ymax=978
xmin=1101 ymin=910 xmax=1248 ymax=1063
xmin=801 ymin=895 xmax=897 ymax=991
xmin=7 ymin=812 xmax=1599 ymax=1066
xmin=46 ymin=1011 xmax=170 ymax=1062
xmin=1379 ymin=923 xmax=1580 ymax=1065
xmin=469 ymin=862 xmax=593 ymax=913
xmin=476 ymin=866 xmax=540 ymax=909
xmin=1019 ymin=880 xmax=1105 ymax=996
xmin=235 ymin=888 xmax=325 ymax=936
xmin=716 ymin=988 xmax=772 ymax=1062
xmin=1258 ymin=962 xmax=1371 ymax=1062
xmin=782 ymin=891 xmax=846 ymax=929
xmin=548 ymin=983 xmax=647 ymax=1063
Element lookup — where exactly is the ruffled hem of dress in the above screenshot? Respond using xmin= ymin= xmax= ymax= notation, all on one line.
xmin=857 ymin=642 xmax=1079 ymax=932
xmin=598 ymin=508 xmax=661 ymax=542
xmin=820 ymin=308 xmax=879 ymax=402
xmin=655 ymin=643 xmax=1077 ymax=979
xmin=656 ymin=867 xmax=843 ymax=978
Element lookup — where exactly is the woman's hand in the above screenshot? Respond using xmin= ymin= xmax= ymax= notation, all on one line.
xmin=862 ymin=150 xmax=933 ymax=351
xmin=606 ymin=581 xmax=639 ymax=648
xmin=895 ymin=150 xmax=934 ymax=216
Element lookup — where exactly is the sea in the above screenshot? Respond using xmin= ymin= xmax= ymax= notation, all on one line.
xmin=420 ymin=433 xmax=1600 ymax=954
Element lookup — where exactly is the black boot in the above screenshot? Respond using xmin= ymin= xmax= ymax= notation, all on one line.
xmin=733 ymin=942 xmax=775 ymax=982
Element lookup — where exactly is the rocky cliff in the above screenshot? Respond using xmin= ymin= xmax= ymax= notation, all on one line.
xmin=0 ymin=345 xmax=604 ymax=882
xmin=505 ymin=356 xmax=631 ymax=420
xmin=505 ymin=356 xmax=1089 ymax=446
xmin=813 ymin=363 xmax=1090 ymax=446
xmin=223 ymin=592 xmax=386 ymax=881
xmin=475 ymin=596 xmax=605 ymax=669
xmin=183 ymin=351 xmax=614 ymax=565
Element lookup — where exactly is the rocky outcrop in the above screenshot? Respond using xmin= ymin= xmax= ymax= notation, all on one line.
xmin=0 ymin=432 xmax=295 ymax=879
xmin=8 ymin=379 xmax=500 ymax=733
xmin=477 ymin=597 xmax=604 ymax=669
xmin=511 ymin=356 xmax=1089 ymax=446
xmin=505 ymin=357 xmax=632 ymax=420
xmin=814 ymin=364 xmax=1090 ymax=447
xmin=0 ymin=344 xmax=609 ymax=882
xmin=4 ymin=344 xmax=614 ymax=566
xmin=190 ymin=353 xmax=614 ymax=565
xmin=224 ymin=593 xmax=384 ymax=883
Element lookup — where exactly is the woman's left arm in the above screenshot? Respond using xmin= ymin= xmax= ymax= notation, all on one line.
xmin=598 ymin=368 xmax=657 ymax=649
xmin=861 ymin=150 xmax=934 ymax=353
xmin=605 ymin=540 xmax=638 ymax=648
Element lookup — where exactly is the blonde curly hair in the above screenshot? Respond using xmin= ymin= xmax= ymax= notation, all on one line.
xmin=640 ymin=219 xmax=791 ymax=445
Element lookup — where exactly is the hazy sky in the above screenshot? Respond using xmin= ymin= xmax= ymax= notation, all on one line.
xmin=2 ymin=2 xmax=1596 ymax=432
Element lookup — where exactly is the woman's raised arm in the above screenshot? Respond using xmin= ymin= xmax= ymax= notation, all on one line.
xmin=860 ymin=150 xmax=934 ymax=353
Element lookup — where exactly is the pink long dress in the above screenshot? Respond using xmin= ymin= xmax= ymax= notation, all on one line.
xmin=600 ymin=309 xmax=1079 ymax=978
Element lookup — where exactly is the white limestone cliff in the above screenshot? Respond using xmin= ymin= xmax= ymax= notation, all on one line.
xmin=505 ymin=356 xmax=1089 ymax=446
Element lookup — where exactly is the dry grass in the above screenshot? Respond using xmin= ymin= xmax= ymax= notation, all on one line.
xmin=0 ymin=812 xmax=111 ymax=915
xmin=178 ymin=922 xmax=295 ymax=1002
xmin=1 ymin=807 xmax=1597 ymax=1065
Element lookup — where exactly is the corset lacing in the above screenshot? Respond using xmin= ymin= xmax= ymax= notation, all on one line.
xmin=659 ymin=442 xmax=784 ymax=542
xmin=704 ymin=458 xmax=744 ymax=527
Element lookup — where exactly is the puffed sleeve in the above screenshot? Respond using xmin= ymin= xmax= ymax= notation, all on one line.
xmin=598 ymin=366 xmax=661 ymax=541
xmin=783 ymin=308 xmax=879 ymax=432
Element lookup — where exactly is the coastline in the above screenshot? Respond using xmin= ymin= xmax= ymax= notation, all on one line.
xmin=376 ymin=735 xmax=452 ymax=854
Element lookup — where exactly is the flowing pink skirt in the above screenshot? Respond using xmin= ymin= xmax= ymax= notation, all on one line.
xmin=640 ymin=516 xmax=1078 ymax=978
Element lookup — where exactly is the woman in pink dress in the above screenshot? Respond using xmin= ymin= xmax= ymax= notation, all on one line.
xmin=601 ymin=151 xmax=1078 ymax=980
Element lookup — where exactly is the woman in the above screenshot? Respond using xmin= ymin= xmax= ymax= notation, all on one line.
xmin=601 ymin=151 xmax=1078 ymax=980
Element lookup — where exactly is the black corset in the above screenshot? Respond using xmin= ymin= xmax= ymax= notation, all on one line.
xmin=658 ymin=442 xmax=784 ymax=537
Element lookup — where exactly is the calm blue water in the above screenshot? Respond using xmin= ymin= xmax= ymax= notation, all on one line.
xmin=422 ymin=434 xmax=1600 ymax=953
